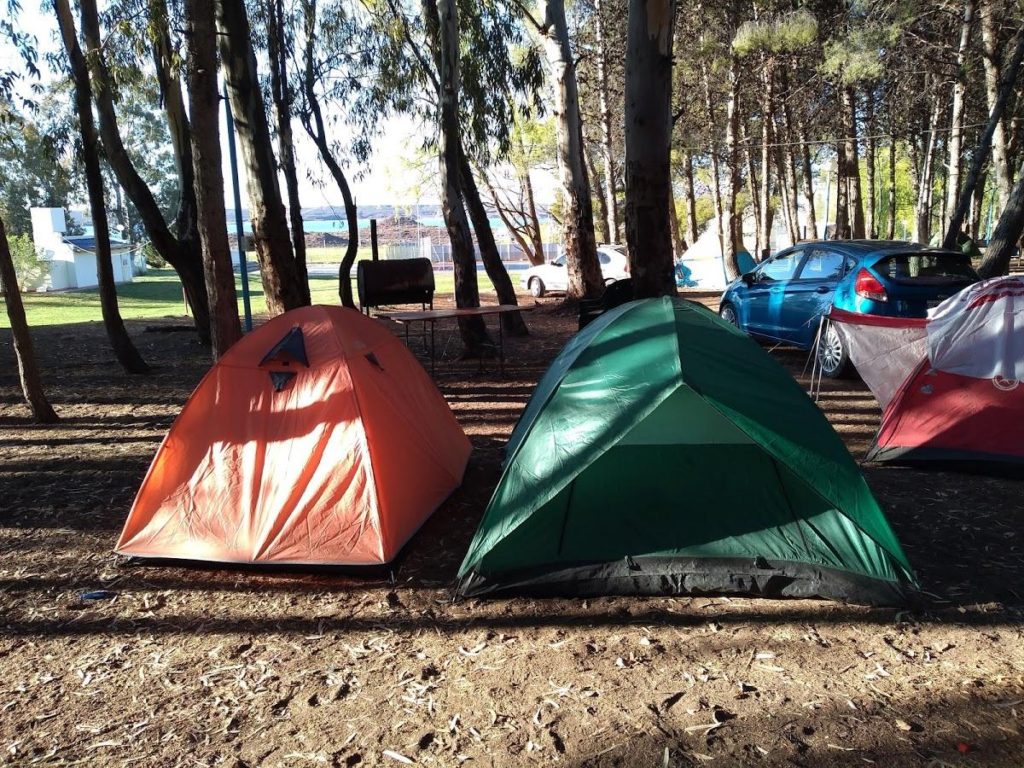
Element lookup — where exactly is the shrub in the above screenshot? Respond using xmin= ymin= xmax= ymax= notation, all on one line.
xmin=6 ymin=234 xmax=50 ymax=291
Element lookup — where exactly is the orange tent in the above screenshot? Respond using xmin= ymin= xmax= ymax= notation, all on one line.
xmin=116 ymin=305 xmax=471 ymax=567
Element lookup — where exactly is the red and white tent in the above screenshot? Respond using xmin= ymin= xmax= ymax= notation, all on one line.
xmin=830 ymin=276 xmax=1024 ymax=465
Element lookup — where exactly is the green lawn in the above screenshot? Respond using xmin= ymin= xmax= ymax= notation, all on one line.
xmin=2 ymin=267 xmax=461 ymax=329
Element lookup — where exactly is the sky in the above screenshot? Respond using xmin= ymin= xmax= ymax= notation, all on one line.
xmin=1 ymin=3 xmax=558 ymax=213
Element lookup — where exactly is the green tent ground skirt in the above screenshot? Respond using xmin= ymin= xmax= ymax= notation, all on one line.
xmin=457 ymin=298 xmax=918 ymax=606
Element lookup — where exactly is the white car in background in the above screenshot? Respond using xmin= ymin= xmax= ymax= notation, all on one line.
xmin=521 ymin=245 xmax=629 ymax=297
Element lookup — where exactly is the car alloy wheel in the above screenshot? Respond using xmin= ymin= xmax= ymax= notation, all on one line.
xmin=817 ymin=323 xmax=846 ymax=377
xmin=529 ymin=278 xmax=545 ymax=298
xmin=719 ymin=304 xmax=738 ymax=326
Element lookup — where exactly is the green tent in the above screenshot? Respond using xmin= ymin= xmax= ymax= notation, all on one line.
xmin=457 ymin=297 xmax=918 ymax=605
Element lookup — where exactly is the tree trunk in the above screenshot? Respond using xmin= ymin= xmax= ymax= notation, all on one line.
xmin=834 ymin=138 xmax=849 ymax=239
xmin=865 ymin=89 xmax=877 ymax=238
xmin=300 ymin=0 xmax=359 ymax=307
xmin=538 ymin=0 xmax=603 ymax=299
xmin=943 ymin=29 xmax=1024 ymax=249
xmin=970 ymin=167 xmax=987 ymax=237
xmin=777 ymin=69 xmax=800 ymax=243
xmin=217 ymin=0 xmax=306 ymax=315
xmin=721 ymin=51 xmax=740 ymax=277
xmin=0 ymin=215 xmax=58 ymax=422
xmin=977 ymin=160 xmax=1024 ymax=277
xmin=458 ymin=148 xmax=528 ymax=335
xmin=56 ymin=0 xmax=149 ymax=374
xmin=586 ymin=144 xmax=612 ymax=244
xmin=667 ymin=177 xmax=684 ymax=255
xmin=437 ymin=0 xmax=489 ymax=353
xmin=980 ymin=0 xmax=1012 ymax=211
xmin=150 ymin=0 xmax=198 ymax=241
xmin=81 ymin=0 xmax=210 ymax=344
xmin=594 ymin=0 xmax=619 ymax=244
xmin=914 ymin=88 xmax=943 ymax=243
xmin=742 ymin=119 xmax=761 ymax=255
xmin=683 ymin=150 xmax=699 ymax=245
xmin=702 ymin=62 xmax=726 ymax=258
xmin=797 ymin=114 xmax=817 ymax=238
xmin=758 ymin=61 xmax=774 ymax=257
xmin=186 ymin=0 xmax=242 ymax=359
xmin=887 ymin=116 xmax=897 ymax=239
xmin=624 ymin=0 xmax=678 ymax=298
xmin=945 ymin=0 xmax=976 ymax=236
xmin=266 ymin=0 xmax=310 ymax=305
xmin=842 ymin=86 xmax=866 ymax=239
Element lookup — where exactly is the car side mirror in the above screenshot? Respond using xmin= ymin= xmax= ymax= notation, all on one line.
xmin=741 ymin=272 xmax=756 ymax=286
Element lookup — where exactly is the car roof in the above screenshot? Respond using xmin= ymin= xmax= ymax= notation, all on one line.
xmin=791 ymin=239 xmax=965 ymax=259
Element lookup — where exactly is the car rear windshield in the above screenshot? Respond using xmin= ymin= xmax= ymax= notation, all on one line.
xmin=874 ymin=252 xmax=977 ymax=283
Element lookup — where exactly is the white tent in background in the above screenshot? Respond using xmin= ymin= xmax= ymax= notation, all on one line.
xmin=677 ymin=215 xmax=757 ymax=291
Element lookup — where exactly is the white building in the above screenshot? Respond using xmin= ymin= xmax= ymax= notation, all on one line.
xmin=30 ymin=207 xmax=133 ymax=291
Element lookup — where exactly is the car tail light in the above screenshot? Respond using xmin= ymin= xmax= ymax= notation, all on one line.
xmin=855 ymin=269 xmax=887 ymax=302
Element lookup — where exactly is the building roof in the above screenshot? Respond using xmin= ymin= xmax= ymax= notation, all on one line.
xmin=63 ymin=236 xmax=129 ymax=251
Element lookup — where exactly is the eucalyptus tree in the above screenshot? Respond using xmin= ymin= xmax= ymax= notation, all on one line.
xmin=624 ymin=0 xmax=677 ymax=297
xmin=0 ymin=0 xmax=58 ymax=422
xmin=185 ymin=0 xmax=241 ymax=358
xmin=75 ymin=0 xmax=211 ymax=343
xmin=55 ymin=0 xmax=149 ymax=373
xmin=518 ymin=0 xmax=604 ymax=299
xmin=217 ymin=0 xmax=307 ymax=315
xmin=310 ymin=0 xmax=536 ymax=340
xmin=296 ymin=0 xmax=359 ymax=308
xmin=264 ymin=0 xmax=309 ymax=301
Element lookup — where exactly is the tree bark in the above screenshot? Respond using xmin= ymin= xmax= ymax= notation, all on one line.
xmin=887 ymin=115 xmax=897 ymax=239
xmin=980 ymin=0 xmax=1012 ymax=211
xmin=721 ymin=50 xmax=741 ymax=277
xmin=943 ymin=29 xmax=1024 ymax=249
xmin=150 ymin=0 xmax=198 ymax=241
xmin=842 ymin=86 xmax=866 ymax=239
xmin=977 ymin=161 xmax=1024 ymax=277
xmin=536 ymin=0 xmax=603 ymax=299
xmin=437 ymin=0 xmax=489 ymax=353
xmin=217 ymin=0 xmax=306 ymax=315
xmin=777 ymin=69 xmax=800 ymax=243
xmin=797 ymin=114 xmax=817 ymax=238
xmin=758 ymin=61 xmax=774 ymax=256
xmin=741 ymin=119 xmax=761 ymax=255
xmin=266 ymin=0 xmax=310 ymax=305
xmin=80 ymin=0 xmax=210 ymax=344
xmin=914 ymin=87 xmax=943 ymax=244
xmin=667 ymin=176 xmax=684 ymax=255
xmin=702 ymin=61 xmax=726 ymax=259
xmin=56 ymin=0 xmax=149 ymax=374
xmin=594 ymin=0 xmax=619 ymax=244
xmin=834 ymin=138 xmax=849 ymax=239
xmin=683 ymin=150 xmax=699 ymax=245
xmin=300 ymin=0 xmax=359 ymax=308
xmin=185 ymin=0 xmax=242 ymax=359
xmin=458 ymin=148 xmax=528 ymax=335
xmin=865 ymin=89 xmax=877 ymax=238
xmin=586 ymin=144 xmax=612 ymax=244
xmin=945 ymin=0 xmax=976 ymax=236
xmin=0 ymin=215 xmax=59 ymax=422
xmin=624 ymin=0 xmax=678 ymax=298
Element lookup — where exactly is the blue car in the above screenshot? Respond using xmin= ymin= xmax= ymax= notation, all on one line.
xmin=718 ymin=240 xmax=979 ymax=377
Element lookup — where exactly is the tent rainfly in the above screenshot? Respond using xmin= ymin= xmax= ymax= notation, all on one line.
xmin=117 ymin=305 xmax=471 ymax=568
xmin=831 ymin=275 xmax=1024 ymax=466
xmin=457 ymin=297 xmax=917 ymax=605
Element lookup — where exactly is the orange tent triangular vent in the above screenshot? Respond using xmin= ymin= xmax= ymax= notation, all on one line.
xmin=116 ymin=306 xmax=471 ymax=566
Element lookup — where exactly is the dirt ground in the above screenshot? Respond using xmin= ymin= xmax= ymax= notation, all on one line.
xmin=1 ymin=289 xmax=1023 ymax=768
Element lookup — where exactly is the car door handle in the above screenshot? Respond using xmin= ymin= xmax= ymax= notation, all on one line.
xmin=815 ymin=286 xmax=831 ymax=294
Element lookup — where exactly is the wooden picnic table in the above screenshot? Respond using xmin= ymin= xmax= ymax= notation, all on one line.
xmin=377 ymin=304 xmax=532 ymax=375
